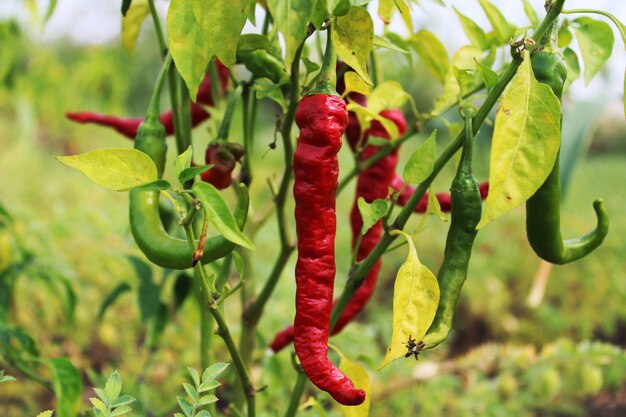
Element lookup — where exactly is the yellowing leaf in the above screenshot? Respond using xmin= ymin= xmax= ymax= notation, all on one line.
xmin=453 ymin=7 xmax=489 ymax=51
xmin=343 ymin=71 xmax=372 ymax=98
xmin=56 ymin=148 xmax=157 ymax=191
xmin=267 ymin=0 xmax=312 ymax=73
xmin=167 ymin=0 xmax=213 ymax=100
xmin=368 ymin=81 xmax=411 ymax=115
xmin=336 ymin=348 xmax=371 ymax=417
xmin=357 ymin=197 xmax=388 ymax=235
xmin=121 ymin=0 xmax=150 ymax=53
xmin=572 ymin=17 xmax=615 ymax=85
xmin=347 ymin=102 xmax=399 ymax=141
xmin=477 ymin=51 xmax=561 ymax=229
xmin=403 ymin=130 xmax=436 ymax=184
xmin=333 ymin=7 xmax=374 ymax=85
xmin=410 ymin=30 xmax=449 ymax=84
xmin=426 ymin=188 xmax=448 ymax=222
xmin=379 ymin=231 xmax=439 ymax=370
xmin=478 ymin=0 xmax=516 ymax=45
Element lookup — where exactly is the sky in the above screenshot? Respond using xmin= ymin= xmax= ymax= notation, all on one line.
xmin=1 ymin=0 xmax=624 ymax=101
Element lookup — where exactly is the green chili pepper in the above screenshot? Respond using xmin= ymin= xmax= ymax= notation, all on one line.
xmin=129 ymin=184 xmax=249 ymax=270
xmin=236 ymin=34 xmax=288 ymax=84
xmin=422 ymin=108 xmax=481 ymax=350
xmin=525 ymin=26 xmax=609 ymax=265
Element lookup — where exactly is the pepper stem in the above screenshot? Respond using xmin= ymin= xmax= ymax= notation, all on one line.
xmin=216 ymin=84 xmax=244 ymax=141
xmin=146 ymin=53 xmax=173 ymax=122
xmin=309 ymin=27 xmax=338 ymax=96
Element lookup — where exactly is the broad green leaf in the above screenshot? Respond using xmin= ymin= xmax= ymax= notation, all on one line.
xmin=311 ymin=0 xmax=328 ymax=29
xmin=201 ymin=362 xmax=229 ymax=382
xmin=332 ymin=6 xmax=374 ymax=85
xmin=104 ymin=371 xmax=122 ymax=403
xmin=343 ymin=71 xmax=371 ymax=98
xmin=192 ymin=183 xmax=255 ymax=250
xmin=572 ymin=17 xmax=614 ymax=85
xmin=403 ymin=130 xmax=436 ymax=184
xmin=252 ymin=78 xmax=287 ymax=112
xmin=347 ymin=103 xmax=399 ymax=140
xmin=330 ymin=0 xmax=351 ymax=16
xmin=36 ymin=412 xmax=53 ymax=417
xmin=188 ymin=367 xmax=200 ymax=388
xmin=453 ymin=7 xmax=489 ymax=50
xmin=177 ymin=396 xmax=194 ymax=417
xmin=175 ymin=146 xmax=193 ymax=179
xmin=409 ymin=30 xmax=449 ymax=84
xmin=336 ymin=349 xmax=371 ymax=417
xmin=46 ymin=358 xmax=83 ymax=417
xmin=94 ymin=388 xmax=110 ymax=406
xmin=267 ymin=0 xmax=312 ymax=72
xmin=521 ymin=0 xmax=539 ymax=26
xmin=167 ymin=0 xmax=213 ymax=99
xmin=121 ymin=0 xmax=150 ymax=53
xmin=379 ymin=231 xmax=439 ymax=369
xmin=475 ymin=59 xmax=498 ymax=93
xmin=193 ymin=0 xmax=251 ymax=67
xmin=131 ymin=179 xmax=172 ymax=192
xmin=477 ymin=51 xmax=561 ymax=229
xmin=56 ymin=148 xmax=157 ymax=191
xmin=183 ymin=383 xmax=199 ymax=403
xmin=368 ymin=81 xmax=411 ymax=115
xmin=357 ymin=197 xmax=388 ymax=235
xmin=179 ymin=166 xmax=213 ymax=184
xmin=478 ymin=0 xmax=516 ymax=45
xmin=563 ymin=47 xmax=581 ymax=91
xmin=558 ymin=24 xmax=573 ymax=48
xmin=90 ymin=397 xmax=108 ymax=412
xmin=373 ymin=35 xmax=409 ymax=54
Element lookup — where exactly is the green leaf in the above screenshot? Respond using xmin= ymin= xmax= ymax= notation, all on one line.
xmin=167 ymin=0 xmax=213 ymax=100
xmin=201 ymin=362 xmax=229 ymax=383
xmin=478 ymin=0 xmax=516 ymax=45
xmin=252 ymin=78 xmax=287 ymax=112
xmin=56 ymin=148 xmax=157 ymax=191
xmin=173 ymin=273 xmax=193 ymax=311
xmin=342 ymin=71 xmax=371 ymax=98
xmin=36 ymin=412 xmax=53 ymax=417
xmin=335 ymin=348 xmax=370 ymax=417
xmin=104 ymin=371 xmax=122 ymax=403
xmin=175 ymin=146 xmax=193 ymax=179
xmin=179 ymin=166 xmax=213 ymax=184
xmin=45 ymin=358 xmax=83 ymax=417
xmin=563 ymin=47 xmax=581 ymax=91
xmin=521 ymin=0 xmax=539 ymax=26
xmin=403 ymin=130 xmax=437 ymax=184
xmin=110 ymin=406 xmax=133 ymax=417
xmin=357 ymin=197 xmax=388 ymax=235
xmin=368 ymin=80 xmax=411 ymax=115
xmin=379 ymin=231 xmax=439 ymax=369
xmin=196 ymin=394 xmax=219 ymax=406
xmin=198 ymin=379 xmax=221 ymax=392
xmin=121 ymin=0 xmax=150 ymax=53
xmin=558 ymin=24 xmax=573 ymax=48
xmin=183 ymin=382 xmax=199 ymax=403
xmin=347 ymin=102 xmax=398 ymax=140
xmin=129 ymin=256 xmax=160 ymax=322
xmin=477 ymin=50 xmax=561 ymax=229
xmin=572 ymin=17 xmax=614 ymax=85
xmin=475 ymin=59 xmax=498 ymax=93
xmin=332 ymin=6 xmax=374 ymax=85
xmin=409 ymin=30 xmax=449 ymax=84
xmin=453 ymin=7 xmax=489 ymax=50
xmin=97 ymin=282 xmax=132 ymax=321
xmin=188 ymin=367 xmax=200 ymax=388
xmin=267 ymin=0 xmax=312 ymax=72
xmin=195 ymin=411 xmax=212 ymax=417
xmin=44 ymin=0 xmax=58 ymax=22
xmin=121 ymin=0 xmax=133 ymax=16
xmin=311 ymin=0 xmax=328 ymax=29
xmin=0 ymin=371 xmax=16 ymax=384
xmin=426 ymin=188 xmax=448 ymax=222
xmin=192 ymin=183 xmax=255 ymax=250
xmin=373 ymin=35 xmax=409 ymax=54
xmin=90 ymin=397 xmax=108 ymax=413
xmin=194 ymin=0 xmax=252 ymax=67
xmin=177 ymin=396 xmax=194 ymax=417
xmin=131 ymin=179 xmax=172 ymax=192
xmin=111 ymin=395 xmax=136 ymax=408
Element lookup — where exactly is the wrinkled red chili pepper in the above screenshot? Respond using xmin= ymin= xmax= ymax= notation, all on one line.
xmin=270 ymin=109 xmax=406 ymax=353
xmin=293 ymin=92 xmax=365 ymax=406
xmin=200 ymin=142 xmax=244 ymax=189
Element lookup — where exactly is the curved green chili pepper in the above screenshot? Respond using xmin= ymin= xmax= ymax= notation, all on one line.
xmin=129 ymin=184 xmax=249 ymax=270
xmin=422 ymin=108 xmax=482 ymax=349
xmin=526 ymin=29 xmax=609 ymax=265
xmin=236 ymin=34 xmax=288 ymax=84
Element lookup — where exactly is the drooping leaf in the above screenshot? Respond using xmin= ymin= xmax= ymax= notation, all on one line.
xmin=192 ymin=183 xmax=255 ymax=250
xmin=367 ymin=81 xmax=411 ymax=115
xmin=121 ymin=0 xmax=150 ymax=53
xmin=332 ymin=6 xmax=374 ymax=85
xmin=478 ymin=0 xmax=516 ymax=45
xmin=558 ymin=24 xmax=573 ymax=48
xmin=167 ymin=0 xmax=213 ymax=99
xmin=373 ymin=34 xmax=409 ymax=54
xmin=46 ymin=358 xmax=83 ymax=417
xmin=56 ymin=148 xmax=157 ymax=191
xmin=252 ymin=78 xmax=287 ymax=111
xmin=128 ymin=256 xmax=160 ymax=322
xmin=178 ymin=166 xmax=212 ymax=184
xmin=343 ymin=71 xmax=372 ymax=98
xmin=175 ymin=146 xmax=193 ymax=179
xmin=347 ymin=102 xmax=399 ymax=140
xmin=426 ymin=188 xmax=448 ymax=222
xmin=379 ymin=231 xmax=439 ymax=369
xmin=477 ymin=50 xmax=561 ymax=229
xmin=453 ymin=7 xmax=489 ymax=50
xmin=267 ymin=0 xmax=312 ymax=72
xmin=193 ymin=0 xmax=252 ymax=66
xmin=403 ymin=130 xmax=437 ymax=184
xmin=173 ymin=273 xmax=193 ymax=311
xmin=409 ymin=30 xmax=449 ymax=84
xmin=563 ymin=47 xmax=581 ymax=91
xmin=475 ymin=59 xmax=498 ymax=93
xmin=521 ymin=0 xmax=539 ymax=26
xmin=572 ymin=17 xmax=614 ymax=85
xmin=335 ymin=348 xmax=371 ymax=417
xmin=44 ymin=0 xmax=58 ymax=22
xmin=357 ymin=198 xmax=388 ymax=235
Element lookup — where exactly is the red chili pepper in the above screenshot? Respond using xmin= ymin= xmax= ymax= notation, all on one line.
xmin=293 ymin=92 xmax=365 ymax=406
xmin=200 ymin=142 xmax=244 ymax=189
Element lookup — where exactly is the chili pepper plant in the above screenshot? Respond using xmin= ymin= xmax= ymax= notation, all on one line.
xmin=1 ymin=0 xmax=625 ymax=416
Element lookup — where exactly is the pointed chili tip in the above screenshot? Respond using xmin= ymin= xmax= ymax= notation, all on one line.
xmin=334 ymin=389 xmax=366 ymax=406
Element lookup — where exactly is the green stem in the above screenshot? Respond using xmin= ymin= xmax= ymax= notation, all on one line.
xmin=461 ymin=107 xmax=474 ymax=173
xmin=146 ymin=54 xmax=172 ymax=120
xmin=167 ymin=65 xmax=186 ymax=155
xmin=370 ymin=49 xmax=380 ymax=86
xmin=241 ymin=87 xmax=253 ymax=185
xmin=217 ymin=84 xmax=244 ymax=141
xmin=179 ymin=78 xmax=192 ymax=148
xmin=283 ymin=372 xmax=307 ymax=417
xmin=208 ymin=61 xmax=222 ymax=108
xmin=562 ymin=9 xmax=626 ymax=46
xmin=309 ymin=29 xmax=338 ymax=95
xmin=146 ymin=0 xmax=167 ymax=55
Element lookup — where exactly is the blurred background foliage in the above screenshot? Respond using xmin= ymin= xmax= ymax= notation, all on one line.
xmin=1 ymin=8 xmax=626 ymax=417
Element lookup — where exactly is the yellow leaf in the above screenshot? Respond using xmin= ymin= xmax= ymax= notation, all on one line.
xmin=332 ymin=7 xmax=374 ymax=85
xmin=379 ymin=231 xmax=439 ymax=370
xmin=121 ymin=0 xmax=150 ymax=53
xmin=347 ymin=102 xmax=399 ymax=140
xmin=343 ymin=71 xmax=371 ymax=98
xmin=329 ymin=346 xmax=370 ymax=417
